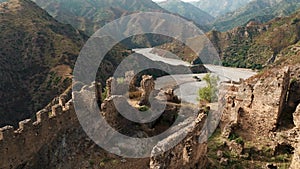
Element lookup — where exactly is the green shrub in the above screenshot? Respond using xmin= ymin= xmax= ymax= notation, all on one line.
xmin=291 ymin=77 xmax=297 ymax=84
xmin=139 ymin=105 xmax=149 ymax=112
xmin=117 ymin=77 xmax=124 ymax=84
xmin=198 ymin=74 xmax=219 ymax=103
xmin=229 ymin=132 xmax=239 ymax=141
xmin=102 ymin=87 xmax=108 ymax=101
xmin=291 ymin=18 xmax=300 ymax=24
xmin=235 ymin=137 xmax=244 ymax=145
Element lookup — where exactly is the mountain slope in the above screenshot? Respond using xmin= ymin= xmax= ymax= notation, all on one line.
xmin=0 ymin=0 xmax=133 ymax=127
xmin=0 ymin=0 xmax=88 ymax=126
xmin=156 ymin=10 xmax=300 ymax=68
xmin=158 ymin=0 xmax=215 ymax=26
xmin=32 ymin=0 xmax=168 ymax=36
xmin=209 ymin=10 xmax=300 ymax=68
xmin=213 ymin=0 xmax=300 ymax=31
xmin=191 ymin=0 xmax=253 ymax=17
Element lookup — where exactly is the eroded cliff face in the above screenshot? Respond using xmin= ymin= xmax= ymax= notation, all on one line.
xmin=220 ymin=64 xmax=300 ymax=168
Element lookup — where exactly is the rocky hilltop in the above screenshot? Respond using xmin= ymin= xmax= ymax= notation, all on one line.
xmin=1 ymin=57 xmax=300 ymax=168
xmin=1 ymin=0 xmax=300 ymax=169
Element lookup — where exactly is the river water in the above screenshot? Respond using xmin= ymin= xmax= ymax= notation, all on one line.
xmin=134 ymin=48 xmax=257 ymax=104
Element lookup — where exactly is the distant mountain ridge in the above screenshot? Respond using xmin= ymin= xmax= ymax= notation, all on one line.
xmin=32 ymin=0 xmax=168 ymax=36
xmin=191 ymin=0 xmax=253 ymax=17
xmin=156 ymin=9 xmax=300 ymax=68
xmin=158 ymin=0 xmax=215 ymax=26
xmin=213 ymin=0 xmax=300 ymax=31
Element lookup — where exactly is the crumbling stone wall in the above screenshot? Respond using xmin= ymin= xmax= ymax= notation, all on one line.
xmin=290 ymin=142 xmax=300 ymax=169
xmin=290 ymin=104 xmax=300 ymax=168
xmin=0 ymin=81 xmax=102 ymax=169
xmin=0 ymin=76 xmax=209 ymax=169
xmin=221 ymin=67 xmax=291 ymax=143
xmin=220 ymin=66 xmax=300 ymax=169
xmin=150 ymin=113 xmax=207 ymax=169
xmin=139 ymin=75 xmax=155 ymax=106
xmin=0 ymin=99 xmax=77 ymax=169
xmin=125 ymin=70 xmax=137 ymax=92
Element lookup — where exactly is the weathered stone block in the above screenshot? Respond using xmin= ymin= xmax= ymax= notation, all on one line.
xmin=18 ymin=119 xmax=32 ymax=131
xmin=0 ymin=126 xmax=14 ymax=140
xmin=52 ymin=104 xmax=63 ymax=116
xmin=36 ymin=109 xmax=49 ymax=122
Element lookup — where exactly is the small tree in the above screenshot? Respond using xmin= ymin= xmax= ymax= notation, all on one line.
xmin=102 ymin=87 xmax=108 ymax=101
xmin=198 ymin=74 xmax=219 ymax=103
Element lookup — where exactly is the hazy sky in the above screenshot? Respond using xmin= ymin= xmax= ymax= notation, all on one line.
xmin=153 ymin=0 xmax=197 ymax=2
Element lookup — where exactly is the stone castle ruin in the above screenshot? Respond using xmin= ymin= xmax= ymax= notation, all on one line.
xmin=0 ymin=72 xmax=209 ymax=169
xmin=2 ymin=63 xmax=300 ymax=169
xmin=220 ymin=65 xmax=300 ymax=168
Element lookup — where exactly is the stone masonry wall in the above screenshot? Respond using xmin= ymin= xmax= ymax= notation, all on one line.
xmin=0 ymin=77 xmax=209 ymax=169
xmin=150 ymin=113 xmax=207 ymax=169
xmin=290 ymin=100 xmax=300 ymax=168
xmin=221 ymin=67 xmax=290 ymax=144
xmin=0 ymin=81 xmax=102 ymax=169
xmin=0 ymin=99 xmax=77 ymax=169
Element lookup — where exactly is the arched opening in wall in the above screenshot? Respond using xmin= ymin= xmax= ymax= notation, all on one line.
xmin=277 ymin=80 xmax=300 ymax=130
